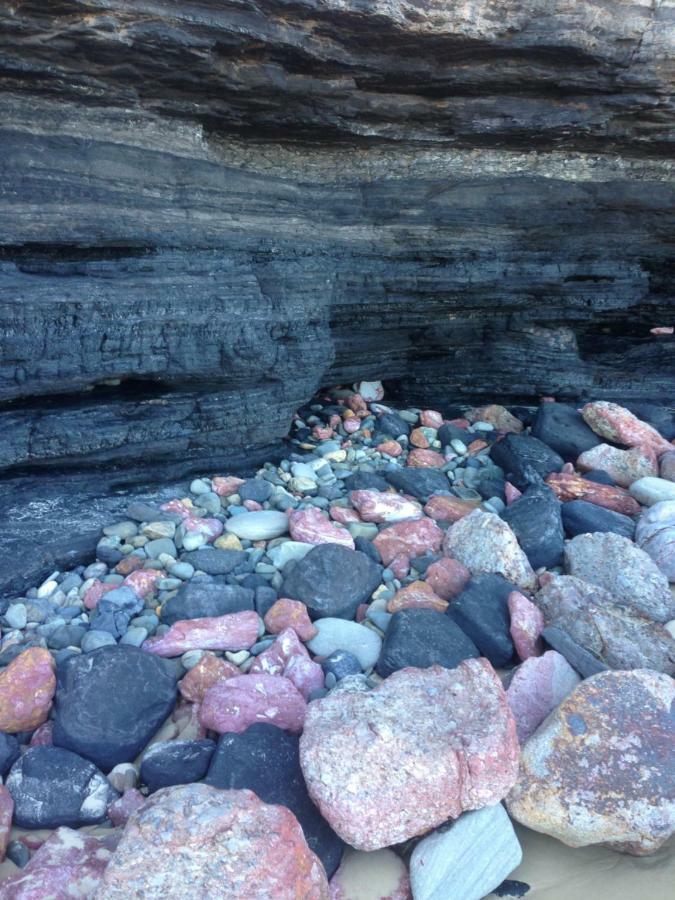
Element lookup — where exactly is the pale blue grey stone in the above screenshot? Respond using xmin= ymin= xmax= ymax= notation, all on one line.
xmin=224 ymin=510 xmax=289 ymax=540
xmin=267 ymin=540 xmax=313 ymax=569
xmin=307 ymin=619 xmax=382 ymax=669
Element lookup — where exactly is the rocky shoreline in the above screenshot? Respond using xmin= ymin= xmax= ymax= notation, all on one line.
xmin=0 ymin=385 xmax=674 ymax=898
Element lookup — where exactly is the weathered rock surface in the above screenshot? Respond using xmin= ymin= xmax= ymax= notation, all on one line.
xmin=444 ymin=510 xmax=537 ymax=590
xmin=143 ymin=611 xmax=259 ymax=657
xmin=1 ymin=0 xmax=674 ymax=601
xmin=0 ymin=647 xmax=55 ymax=733
xmin=96 ymin=784 xmax=329 ymax=898
xmin=506 ymin=650 xmax=581 ymax=743
xmin=300 ymin=660 xmax=519 ymax=850
xmin=636 ymin=500 xmax=675 ymax=581
xmin=200 ymin=673 xmax=307 ymax=734
xmin=507 ymin=670 xmax=675 ymax=855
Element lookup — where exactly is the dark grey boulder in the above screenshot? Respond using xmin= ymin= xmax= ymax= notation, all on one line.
xmin=161 ymin=579 xmax=254 ymax=625
xmin=502 ymin=483 xmax=564 ymax=569
xmin=140 ymin=739 xmax=216 ymax=793
xmin=377 ymin=608 xmax=479 ymax=678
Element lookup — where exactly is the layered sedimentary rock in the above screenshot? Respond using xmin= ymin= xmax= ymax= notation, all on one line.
xmin=0 ymin=1 xmax=673 ymax=592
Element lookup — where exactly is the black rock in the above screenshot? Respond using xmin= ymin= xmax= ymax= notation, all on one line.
xmin=140 ymin=739 xmax=215 ymax=793
xmin=342 ymin=471 xmax=389 ymax=493
xmin=321 ymin=649 xmax=362 ymax=680
xmin=239 ymin=478 xmax=273 ymax=503
xmin=410 ymin=552 xmax=440 ymax=576
xmin=437 ymin=423 xmax=472 ymax=446
xmin=582 ymin=469 xmax=616 ymax=486
xmin=447 ymin=575 xmax=517 ymax=667
xmin=624 ymin=402 xmax=675 ymax=441
xmin=384 ymin=467 xmax=450 ymax=501
xmin=560 ymin=499 xmax=636 ymax=539
xmin=205 ymin=725 xmax=344 ymax=877
xmin=254 ymin=585 xmax=278 ymax=618
xmin=489 ymin=433 xmax=564 ymax=491
xmin=52 ymin=645 xmax=178 ymax=771
xmin=6 ymin=746 xmax=118 ymax=829
xmin=354 ymin=536 xmax=382 ymax=563
xmin=180 ymin=548 xmax=247 ymax=575
xmin=374 ymin=411 xmax=410 ymax=439
xmin=89 ymin=586 xmax=143 ymax=638
xmin=281 ymin=544 xmax=381 ymax=620
xmin=0 ymin=732 xmax=20 ymax=776
xmin=95 ymin=541 xmax=123 ymax=566
xmin=541 ymin=625 xmax=609 ymax=678
xmin=5 ymin=840 xmax=31 ymax=868
xmin=377 ymin=609 xmax=479 ymax=678
xmin=502 ymin=483 xmax=564 ymax=569
xmin=161 ymin=579 xmax=254 ymax=625
xmin=474 ymin=472 xmax=507 ymax=502
xmin=242 ymin=573 xmax=270 ymax=590
xmin=531 ymin=402 xmax=601 ymax=461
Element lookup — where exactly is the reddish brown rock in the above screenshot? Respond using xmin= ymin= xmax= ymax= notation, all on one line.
xmin=577 ymin=443 xmax=658 ymax=488
xmin=387 ymin=581 xmax=448 ymax=613
xmin=350 ymin=490 xmax=422 ymax=524
xmin=373 ymin=518 xmax=443 ymax=566
xmin=264 ymin=598 xmax=318 ymax=641
xmin=96 ymin=785 xmax=329 ymax=898
xmin=83 ymin=579 xmax=117 ymax=610
xmin=420 ymin=410 xmax=443 ymax=429
xmin=142 ymin=611 xmax=259 ymax=657
xmin=124 ymin=568 xmax=162 ymax=599
xmin=289 ymin=507 xmax=355 ymax=549
xmin=406 ymin=449 xmax=445 ymax=468
xmin=466 ymin=405 xmax=523 ymax=434
xmin=179 ymin=653 xmax=241 ymax=703
xmin=212 ymin=475 xmax=245 ymax=497
xmin=378 ymin=440 xmax=403 ymax=458
xmin=115 ymin=554 xmax=144 ymax=575
xmin=200 ymin=673 xmax=307 ymax=734
xmin=299 ymin=660 xmax=519 ymax=851
xmin=582 ymin=401 xmax=672 ymax=456
xmin=443 ymin=510 xmax=537 ymax=591
xmin=423 ymin=495 xmax=480 ymax=523
xmin=425 ymin=557 xmax=471 ymax=600
xmin=545 ymin=472 xmax=641 ymax=516
xmin=160 ymin=498 xmax=194 ymax=518
xmin=409 ymin=427 xmax=431 ymax=449
xmin=0 ymin=828 xmax=120 ymax=900
xmin=0 ymin=647 xmax=56 ymax=733
xmin=507 ymin=670 xmax=675 ymax=854
xmin=330 ymin=506 xmax=362 ymax=525
xmin=508 ymin=591 xmax=544 ymax=661
xmin=389 ymin=554 xmax=411 ymax=580
xmin=0 ymin=786 xmax=12 ymax=862
xmin=249 ymin=627 xmax=324 ymax=699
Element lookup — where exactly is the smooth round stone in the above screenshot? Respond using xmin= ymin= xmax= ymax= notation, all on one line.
xmin=81 ymin=630 xmax=118 ymax=653
xmin=629 ymin=477 xmax=675 ymax=506
xmin=450 ymin=438 xmax=468 ymax=455
xmin=120 ymin=626 xmax=148 ymax=647
xmin=142 ymin=521 xmax=176 ymax=540
xmin=145 ymin=538 xmax=177 ymax=558
xmin=168 ymin=562 xmax=194 ymax=580
xmin=307 ymin=619 xmax=382 ymax=669
xmin=84 ymin=563 xmax=108 ymax=580
xmin=195 ymin=492 xmax=222 ymax=515
xmin=103 ymin=521 xmax=139 ymax=539
xmin=190 ymin=478 xmax=212 ymax=495
xmin=267 ymin=541 xmax=313 ymax=569
xmin=181 ymin=649 xmax=205 ymax=670
xmin=4 ymin=604 xmax=27 ymax=630
xmin=225 ymin=511 xmax=289 ymax=541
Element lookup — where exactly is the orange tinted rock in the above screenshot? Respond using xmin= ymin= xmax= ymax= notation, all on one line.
xmin=424 ymin=495 xmax=480 ymax=523
xmin=0 ymin=648 xmax=56 ymax=733
xmin=264 ymin=598 xmax=318 ymax=642
xmin=545 ymin=472 xmax=641 ymax=515
xmin=387 ymin=581 xmax=448 ymax=613
xmin=410 ymin=428 xmax=430 ymax=449
xmin=582 ymin=401 xmax=672 ymax=456
xmin=211 ymin=476 xmax=245 ymax=497
xmin=377 ymin=441 xmax=403 ymax=458
xmin=426 ymin=557 xmax=471 ymax=600
xmin=373 ymin=518 xmax=443 ymax=566
xmin=179 ymin=654 xmax=241 ymax=703
xmin=407 ymin=449 xmax=445 ymax=468
xmin=467 ymin=439 xmax=488 ymax=454
xmin=420 ymin=410 xmax=443 ymax=429
xmin=115 ymin=555 xmax=144 ymax=576
xmin=466 ymin=405 xmax=523 ymax=434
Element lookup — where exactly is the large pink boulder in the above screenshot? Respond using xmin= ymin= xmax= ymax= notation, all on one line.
xmin=425 ymin=557 xmax=471 ymax=600
xmin=0 ymin=647 xmax=56 ymax=733
xmin=96 ymin=785 xmax=329 ymax=898
xmin=373 ymin=517 xmax=443 ymax=566
xmin=264 ymin=597 xmax=318 ymax=641
xmin=300 ymin=660 xmax=519 ymax=850
xmin=582 ymin=401 xmax=672 ymax=456
xmin=200 ymin=673 xmax=307 ymax=734
xmin=508 ymin=590 xmax=544 ymax=660
xmin=349 ymin=490 xmax=422 ymax=523
xmin=179 ymin=653 xmax=241 ymax=702
xmin=443 ymin=509 xmax=537 ymax=591
xmin=289 ymin=507 xmax=355 ymax=549
xmin=249 ymin=627 xmax=324 ymax=698
xmin=507 ymin=669 xmax=675 ymax=855
xmin=506 ymin=650 xmax=581 ymax=742
xmin=577 ymin=443 xmax=658 ymax=488
xmin=0 ymin=827 xmax=119 ymax=900
xmin=142 ymin=610 xmax=260 ymax=657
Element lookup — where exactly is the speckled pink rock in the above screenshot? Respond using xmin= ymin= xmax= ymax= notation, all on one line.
xmin=0 ymin=786 xmax=12 ymax=862
xmin=212 ymin=475 xmax=245 ymax=497
xmin=505 ymin=482 xmax=523 ymax=505
xmin=243 ymin=499 xmax=263 ymax=511
xmin=444 ymin=510 xmax=538 ymax=591
xmin=330 ymin=506 xmax=362 ymax=525
xmin=300 ymin=660 xmax=519 ymax=851
xmin=108 ymin=788 xmax=146 ymax=827
xmin=378 ymin=441 xmax=403 ymax=458
xmin=350 ymin=490 xmax=422 ymax=523
xmin=200 ymin=673 xmax=307 ymax=734
xmin=160 ymin=498 xmax=194 ymax=518
xmin=0 ymin=827 xmax=119 ymax=900
xmin=466 ymin=405 xmax=523 ymax=434
xmin=289 ymin=507 xmax=355 ymax=549
xmin=507 ymin=670 xmax=675 ymax=854
xmin=83 ymin=579 xmax=117 ymax=610
xmin=410 ymin=428 xmax=430 ymax=449
xmin=0 ymin=648 xmax=56 ymax=733
xmin=264 ymin=598 xmax=318 ymax=642
xmin=123 ymin=568 xmax=162 ymax=599
xmin=329 ymin=848 xmax=411 ymax=900
xmin=420 ymin=410 xmax=444 ymax=429
xmin=506 ymin=650 xmax=581 ymax=743
xmin=425 ymin=557 xmax=471 ymax=600
xmin=373 ymin=517 xmax=443 ymax=566
xmin=179 ymin=654 xmax=241 ymax=702
xmin=582 ymin=401 xmax=672 ymax=456
xmin=546 ymin=472 xmax=642 ymax=515
xmin=96 ymin=785 xmax=329 ymax=899
xmin=387 ymin=581 xmax=447 ymax=613
xmin=344 ymin=418 xmax=361 ymax=435
xmin=142 ymin=611 xmax=259 ymax=657
xmin=181 ymin=515 xmax=223 ymax=544
xmin=423 ymin=495 xmax=480 ymax=523
xmin=249 ymin=628 xmax=324 ymax=699
xmin=577 ymin=443 xmax=658 ymax=487
xmin=508 ymin=591 xmax=544 ymax=660
xmin=406 ymin=448 xmax=445 ymax=468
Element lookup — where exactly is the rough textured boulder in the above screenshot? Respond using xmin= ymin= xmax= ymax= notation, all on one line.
xmin=507 ymin=670 xmax=675 ymax=855
xmin=300 ymin=660 xmax=519 ymax=850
